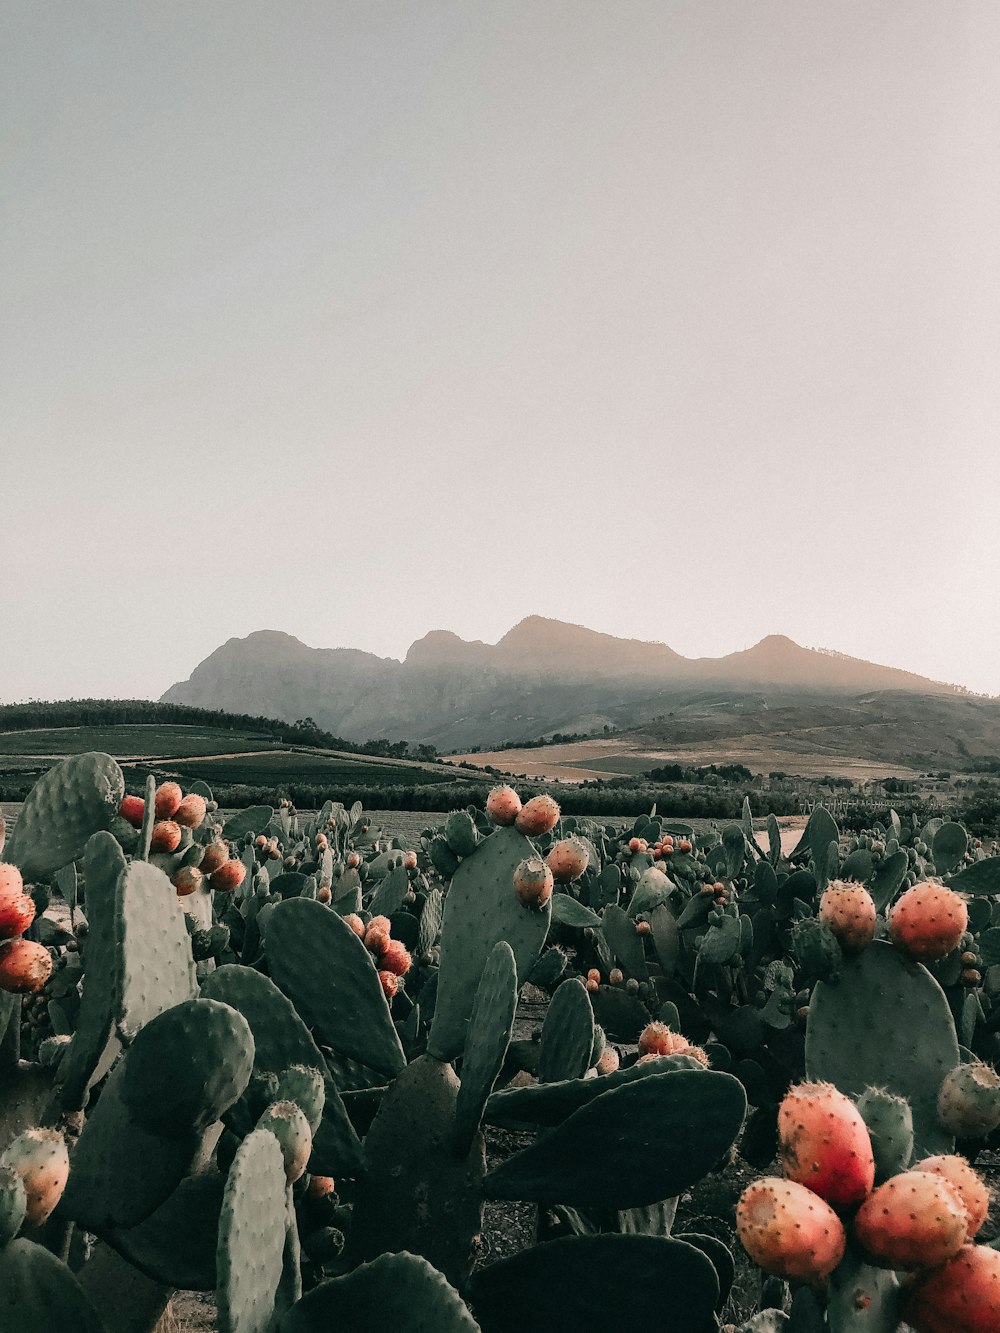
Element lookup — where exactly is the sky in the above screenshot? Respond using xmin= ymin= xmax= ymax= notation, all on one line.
xmin=3 ymin=1 xmax=999 ymax=701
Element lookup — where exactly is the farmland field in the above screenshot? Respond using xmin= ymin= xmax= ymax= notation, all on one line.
xmin=156 ymin=752 xmax=455 ymax=786
xmin=0 ymin=724 xmax=283 ymax=757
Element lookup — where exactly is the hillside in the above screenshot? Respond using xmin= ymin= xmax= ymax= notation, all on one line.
xmin=161 ymin=617 xmax=976 ymax=753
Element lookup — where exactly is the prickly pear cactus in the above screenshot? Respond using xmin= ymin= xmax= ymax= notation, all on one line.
xmin=2 ymin=752 xmax=124 ymax=880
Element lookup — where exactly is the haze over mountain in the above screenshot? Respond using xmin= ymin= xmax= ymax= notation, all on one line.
xmin=160 ymin=617 xmax=980 ymax=753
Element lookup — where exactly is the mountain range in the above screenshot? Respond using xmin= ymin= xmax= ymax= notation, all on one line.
xmin=161 ymin=618 xmax=993 ymax=762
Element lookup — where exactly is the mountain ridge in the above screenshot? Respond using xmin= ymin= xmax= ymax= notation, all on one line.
xmin=160 ymin=617 xmax=980 ymax=752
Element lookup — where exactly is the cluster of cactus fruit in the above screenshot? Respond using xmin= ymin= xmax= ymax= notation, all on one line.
xmin=1 ymin=757 xmax=761 ymax=1332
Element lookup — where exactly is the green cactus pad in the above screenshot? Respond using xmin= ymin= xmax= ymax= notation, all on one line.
xmin=587 ymin=984 xmax=652 ymax=1042
xmin=538 ymin=978 xmax=595 ymax=1083
xmin=428 ymin=826 xmax=550 ymax=1062
xmin=57 ymin=832 xmax=127 ymax=1111
xmin=114 ymin=858 xmax=197 ymax=1041
xmin=869 ymin=850 xmax=909 ymax=910
xmin=827 ymin=1246 xmax=899 ymax=1332
xmin=2 ymin=752 xmax=123 ymax=880
xmin=855 ymin=1087 xmax=913 ymax=1181
xmin=445 ymin=811 xmax=479 ymax=858
xmin=549 ymin=894 xmax=601 ymax=928
xmin=946 ymin=856 xmax=1000 ymax=895
xmin=105 ymin=1172 xmax=224 ymax=1291
xmin=351 ymin=1055 xmax=485 ymax=1289
xmin=0 ymin=1238 xmax=107 ymax=1333
xmin=468 ymin=1234 xmax=718 ymax=1333
xmin=485 ymin=1070 xmax=746 ymax=1207
xmin=222 ymin=807 xmax=274 ymax=839
xmin=453 ymin=941 xmax=517 ymax=1156
xmin=275 ymin=1066 xmax=325 ymax=1135
xmin=368 ymin=863 xmax=410 ymax=917
xmin=806 ymin=941 xmax=959 ymax=1155
xmin=217 ymin=1129 xmax=288 ymax=1333
xmin=486 ymin=1054 xmax=704 ymax=1129
xmin=674 ymin=1231 xmax=734 ymax=1310
xmin=266 ymin=898 xmax=405 ymax=1078
xmin=279 ymin=1251 xmax=479 ymax=1333
xmin=601 ymin=903 xmax=649 ymax=979
xmin=122 ymin=998 xmax=254 ymax=1137
xmin=199 ymin=966 xmax=363 ymax=1176
xmin=59 ymin=1063 xmax=205 ymax=1231
xmin=418 ymin=887 xmax=444 ymax=954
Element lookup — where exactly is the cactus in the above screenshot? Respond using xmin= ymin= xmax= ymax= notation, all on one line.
xmin=1 ymin=752 xmax=124 ymax=880
xmin=217 ymin=1129 xmax=288 ymax=1333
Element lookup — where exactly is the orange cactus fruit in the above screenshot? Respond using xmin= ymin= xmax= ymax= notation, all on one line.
xmin=736 ymin=1177 xmax=846 ymax=1281
xmin=777 ymin=1081 xmax=875 ymax=1208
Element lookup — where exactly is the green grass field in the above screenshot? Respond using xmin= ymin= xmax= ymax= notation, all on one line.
xmin=0 ymin=724 xmax=281 ymax=757
xmin=152 ymin=752 xmax=454 ymax=787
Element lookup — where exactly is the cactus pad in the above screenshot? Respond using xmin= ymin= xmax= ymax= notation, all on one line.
xmin=468 ymin=1234 xmax=718 ymax=1333
xmin=453 ymin=941 xmax=517 ymax=1156
xmin=485 ymin=1070 xmax=746 ymax=1208
xmin=2 ymin=751 xmax=123 ymax=880
xmin=266 ymin=898 xmax=405 ymax=1078
xmin=428 ymin=826 xmax=549 ymax=1061
xmin=538 ymin=977 xmax=595 ymax=1083
xmin=217 ymin=1129 xmax=288 ymax=1333
xmin=278 ymin=1251 xmax=479 ymax=1333
xmin=0 ymin=1238 xmax=106 ymax=1333
xmin=105 ymin=1172 xmax=224 ymax=1291
xmin=114 ymin=859 xmax=197 ymax=1041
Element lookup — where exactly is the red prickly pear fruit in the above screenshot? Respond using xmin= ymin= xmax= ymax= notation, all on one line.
xmin=317 ymin=886 xmax=332 ymax=904
xmin=174 ymin=794 xmax=207 ymax=829
xmin=913 ymin=1155 xmax=991 ymax=1240
xmin=172 ymin=866 xmax=204 ymax=897
xmin=586 ymin=968 xmax=601 ymax=983
xmin=403 ymin=850 xmax=418 ymax=870
xmin=307 ymin=1174 xmax=335 ymax=1199
xmin=853 ymin=1170 xmax=967 ymax=1269
xmin=585 ymin=978 xmax=599 ymax=992
xmin=379 ymin=939 xmax=411 ymax=977
xmin=936 ymin=1062 xmax=1000 ymax=1139
xmin=346 ymin=852 xmax=361 ymax=869
xmin=0 ymin=939 xmax=53 ymax=993
xmin=343 ymin=914 xmax=365 ymax=938
xmin=818 ymin=880 xmax=877 ymax=953
xmin=118 ymin=795 xmax=145 ymax=828
xmin=365 ymin=927 xmax=390 ymax=957
xmin=638 ymin=1022 xmax=689 ymax=1058
xmin=0 ymin=865 xmax=35 ymax=940
xmin=378 ymin=970 xmax=398 ymax=999
xmin=515 ymin=794 xmax=560 ymax=837
xmin=150 ymin=820 xmax=182 ymax=854
xmin=0 ymin=1128 xmax=70 ymax=1225
xmin=255 ymin=835 xmax=268 ymax=849
xmin=609 ymin=968 xmax=624 ymax=985
xmin=777 ymin=1081 xmax=875 ymax=1208
xmin=210 ymin=859 xmax=246 ymax=894
xmin=512 ymin=857 xmax=553 ymax=910
xmin=889 ymin=882 xmax=969 ymax=960
xmin=546 ymin=837 xmax=590 ymax=883
xmin=900 ymin=1243 xmax=1000 ymax=1333
xmin=736 ymin=1176 xmax=846 ymax=1281
xmin=199 ymin=841 xmax=228 ymax=874
xmin=153 ymin=782 xmax=183 ymax=819
xmin=367 ymin=915 xmax=391 ymax=935
xmin=486 ymin=785 xmax=521 ymax=826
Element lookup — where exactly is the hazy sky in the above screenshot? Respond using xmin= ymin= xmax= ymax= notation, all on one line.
xmin=4 ymin=2 xmax=999 ymax=702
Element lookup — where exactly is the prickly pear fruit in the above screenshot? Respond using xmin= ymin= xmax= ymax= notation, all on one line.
xmin=900 ymin=1243 xmax=1000 ymax=1332
xmin=210 ymin=859 xmax=246 ymax=893
xmin=512 ymin=857 xmax=553 ymax=910
xmin=819 ymin=880 xmax=877 ymax=953
xmin=855 ymin=1087 xmax=913 ymax=1181
xmin=153 ymin=781 xmax=183 ymax=818
xmin=174 ymin=794 xmax=207 ymax=828
xmin=936 ymin=1063 xmax=1000 ymax=1139
xmin=258 ymin=1100 xmax=312 ymax=1183
xmin=118 ymin=794 xmax=145 ymax=827
xmin=913 ymin=1156 xmax=990 ymax=1240
xmin=0 ymin=938 xmax=53 ymax=993
xmin=546 ymin=837 xmax=590 ymax=883
xmin=379 ymin=938 xmax=411 ymax=977
xmin=403 ymin=850 xmax=418 ymax=870
xmin=637 ymin=1022 xmax=703 ymax=1064
xmin=0 ymin=865 xmax=35 ymax=940
xmin=486 ymin=785 xmax=521 ymax=826
xmin=172 ymin=865 xmax=203 ymax=897
xmin=777 ymin=1081 xmax=875 ymax=1208
xmin=515 ymin=794 xmax=560 ymax=836
xmin=0 ymin=1165 xmax=27 ymax=1247
xmin=346 ymin=851 xmax=361 ymax=869
xmin=736 ymin=1176 xmax=846 ymax=1281
xmin=364 ymin=927 xmax=390 ymax=957
xmin=378 ymin=970 xmax=398 ymax=999
xmin=853 ymin=1170 xmax=967 ymax=1269
xmin=0 ymin=1129 xmax=69 ymax=1226
xmin=199 ymin=841 xmax=228 ymax=874
xmin=150 ymin=820 xmax=182 ymax=854
xmin=889 ymin=882 xmax=969 ymax=960
xmin=343 ymin=914 xmax=365 ymax=938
